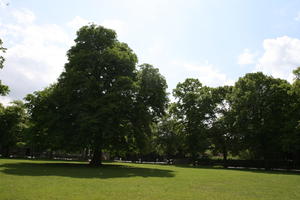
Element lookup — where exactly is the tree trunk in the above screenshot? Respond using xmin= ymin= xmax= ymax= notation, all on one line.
xmin=47 ymin=150 xmax=53 ymax=159
xmin=264 ymin=159 xmax=271 ymax=170
xmin=191 ymin=153 xmax=197 ymax=166
xmin=223 ymin=148 xmax=228 ymax=168
xmin=90 ymin=147 xmax=102 ymax=166
xmin=82 ymin=148 xmax=88 ymax=161
xmin=263 ymin=150 xmax=271 ymax=170
xmin=2 ymin=146 xmax=10 ymax=158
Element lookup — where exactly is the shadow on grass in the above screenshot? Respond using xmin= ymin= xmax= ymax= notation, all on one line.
xmin=0 ymin=162 xmax=175 ymax=179
xmin=173 ymin=164 xmax=300 ymax=176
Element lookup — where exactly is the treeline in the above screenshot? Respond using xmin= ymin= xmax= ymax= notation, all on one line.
xmin=0 ymin=25 xmax=299 ymax=169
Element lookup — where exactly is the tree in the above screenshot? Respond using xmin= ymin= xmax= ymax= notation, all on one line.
xmin=24 ymin=85 xmax=62 ymax=156
xmin=0 ymin=38 xmax=9 ymax=96
xmin=210 ymin=86 xmax=235 ymax=167
xmin=231 ymin=72 xmax=292 ymax=168
xmin=0 ymin=101 xmax=28 ymax=157
xmin=293 ymin=67 xmax=300 ymax=81
xmin=30 ymin=25 xmax=168 ymax=166
xmin=131 ymin=64 xmax=168 ymax=155
xmin=172 ymin=78 xmax=214 ymax=163
xmin=154 ymin=104 xmax=184 ymax=159
xmin=57 ymin=25 xmax=138 ymax=165
xmin=288 ymin=67 xmax=300 ymax=161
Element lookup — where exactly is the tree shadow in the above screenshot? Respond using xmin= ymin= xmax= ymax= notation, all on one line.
xmin=173 ymin=164 xmax=300 ymax=176
xmin=0 ymin=162 xmax=175 ymax=179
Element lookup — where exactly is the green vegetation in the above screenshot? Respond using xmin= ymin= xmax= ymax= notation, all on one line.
xmin=1 ymin=25 xmax=300 ymax=169
xmin=0 ymin=159 xmax=300 ymax=200
xmin=0 ymin=38 xmax=9 ymax=96
xmin=0 ymin=101 xmax=28 ymax=157
xmin=23 ymin=25 xmax=168 ymax=166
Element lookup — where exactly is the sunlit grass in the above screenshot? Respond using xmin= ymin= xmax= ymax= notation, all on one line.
xmin=0 ymin=158 xmax=300 ymax=200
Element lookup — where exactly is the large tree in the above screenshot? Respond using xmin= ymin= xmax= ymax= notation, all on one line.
xmin=131 ymin=64 xmax=168 ymax=154
xmin=25 ymin=85 xmax=63 ymax=156
xmin=27 ymin=25 xmax=168 ymax=166
xmin=209 ymin=86 xmax=236 ymax=167
xmin=154 ymin=104 xmax=184 ymax=159
xmin=172 ymin=78 xmax=215 ymax=163
xmin=58 ymin=25 xmax=138 ymax=166
xmin=231 ymin=72 xmax=292 ymax=168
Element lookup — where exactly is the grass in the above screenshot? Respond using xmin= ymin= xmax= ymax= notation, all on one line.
xmin=0 ymin=159 xmax=300 ymax=200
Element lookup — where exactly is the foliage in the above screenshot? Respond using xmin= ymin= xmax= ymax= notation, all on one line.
xmin=289 ymin=67 xmax=300 ymax=155
xmin=2 ymin=26 xmax=300 ymax=168
xmin=230 ymin=72 xmax=293 ymax=162
xmin=25 ymin=25 xmax=168 ymax=165
xmin=0 ymin=101 xmax=28 ymax=157
xmin=172 ymin=78 xmax=215 ymax=161
xmin=24 ymin=85 xmax=63 ymax=154
xmin=154 ymin=107 xmax=184 ymax=158
xmin=0 ymin=38 xmax=9 ymax=96
xmin=209 ymin=86 xmax=236 ymax=164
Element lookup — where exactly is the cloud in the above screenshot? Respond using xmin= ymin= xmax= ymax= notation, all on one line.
xmin=101 ymin=19 xmax=127 ymax=36
xmin=0 ymin=96 xmax=12 ymax=106
xmin=0 ymin=0 xmax=9 ymax=8
xmin=254 ymin=36 xmax=300 ymax=82
xmin=238 ymin=49 xmax=256 ymax=65
xmin=67 ymin=16 xmax=127 ymax=38
xmin=67 ymin=16 xmax=91 ymax=30
xmin=12 ymin=8 xmax=35 ymax=24
xmin=172 ymin=60 xmax=234 ymax=87
xmin=0 ymin=8 xmax=72 ymax=103
xmin=0 ymin=11 xmax=129 ymax=105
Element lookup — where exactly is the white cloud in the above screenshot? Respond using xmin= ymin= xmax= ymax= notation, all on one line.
xmin=67 ymin=17 xmax=127 ymax=37
xmin=138 ymin=40 xmax=167 ymax=64
xmin=101 ymin=19 xmax=127 ymax=36
xmin=238 ymin=49 xmax=256 ymax=65
xmin=0 ymin=11 xmax=129 ymax=105
xmin=0 ymin=8 xmax=72 ymax=103
xmin=12 ymin=8 xmax=35 ymax=24
xmin=0 ymin=96 xmax=12 ymax=106
xmin=67 ymin=16 xmax=91 ymax=30
xmin=254 ymin=36 xmax=300 ymax=82
xmin=0 ymin=0 xmax=8 ymax=8
xmin=172 ymin=60 xmax=234 ymax=87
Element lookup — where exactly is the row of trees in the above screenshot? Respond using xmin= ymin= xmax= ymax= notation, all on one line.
xmin=0 ymin=25 xmax=300 ymax=168
xmin=156 ymin=72 xmax=300 ymax=167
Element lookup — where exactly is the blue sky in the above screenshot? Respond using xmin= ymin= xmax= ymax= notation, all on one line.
xmin=1 ymin=0 xmax=300 ymax=104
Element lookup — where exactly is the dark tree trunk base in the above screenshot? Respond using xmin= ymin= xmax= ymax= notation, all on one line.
xmin=89 ymin=161 xmax=102 ymax=166
xmin=223 ymin=150 xmax=228 ymax=168
xmin=2 ymin=147 xmax=10 ymax=158
xmin=89 ymin=148 xmax=102 ymax=166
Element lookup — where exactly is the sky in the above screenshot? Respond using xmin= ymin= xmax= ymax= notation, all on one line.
xmin=1 ymin=0 xmax=300 ymax=104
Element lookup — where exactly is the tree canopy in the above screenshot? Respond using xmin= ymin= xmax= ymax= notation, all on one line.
xmin=0 ymin=101 xmax=28 ymax=157
xmin=172 ymin=78 xmax=215 ymax=162
xmin=25 ymin=25 xmax=168 ymax=166
xmin=0 ymin=39 xmax=9 ymax=96
xmin=231 ymin=73 xmax=293 ymax=163
xmin=1 ymin=26 xmax=300 ymax=170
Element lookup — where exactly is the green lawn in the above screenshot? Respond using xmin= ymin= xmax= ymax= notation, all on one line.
xmin=0 ymin=159 xmax=300 ymax=200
